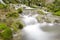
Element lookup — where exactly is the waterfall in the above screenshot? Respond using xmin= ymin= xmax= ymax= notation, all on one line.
xmin=0 ymin=0 xmax=5 ymax=4
xmin=21 ymin=13 xmax=60 ymax=40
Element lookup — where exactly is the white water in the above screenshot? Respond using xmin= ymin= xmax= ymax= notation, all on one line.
xmin=21 ymin=14 xmax=60 ymax=40
xmin=0 ymin=0 xmax=5 ymax=4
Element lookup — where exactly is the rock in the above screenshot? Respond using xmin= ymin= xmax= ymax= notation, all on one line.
xmin=54 ymin=19 xmax=60 ymax=23
xmin=13 ymin=30 xmax=22 ymax=40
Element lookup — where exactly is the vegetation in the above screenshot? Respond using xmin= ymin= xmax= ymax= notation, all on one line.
xmin=11 ymin=21 xmax=24 ymax=31
xmin=45 ymin=0 xmax=60 ymax=16
xmin=53 ymin=11 xmax=60 ymax=16
xmin=0 ymin=23 xmax=12 ymax=40
xmin=2 ymin=0 xmax=46 ymax=7
xmin=0 ymin=2 xmax=24 ymax=40
xmin=0 ymin=3 xmax=6 ymax=9
xmin=2 ymin=0 xmax=20 ymax=4
xmin=37 ymin=10 xmax=45 ymax=15
xmin=0 ymin=0 xmax=60 ymax=40
xmin=6 ymin=12 xmax=19 ymax=18
xmin=17 ymin=8 xmax=23 ymax=13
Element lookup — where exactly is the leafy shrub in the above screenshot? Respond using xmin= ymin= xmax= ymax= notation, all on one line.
xmin=0 ymin=23 xmax=12 ymax=40
xmin=53 ymin=11 xmax=60 ymax=16
xmin=17 ymin=8 xmax=23 ymax=13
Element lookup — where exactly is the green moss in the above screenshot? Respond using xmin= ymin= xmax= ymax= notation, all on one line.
xmin=53 ymin=11 xmax=60 ymax=16
xmin=16 ymin=21 xmax=24 ymax=29
xmin=0 ymin=23 xmax=7 ymax=30
xmin=1 ymin=28 xmax=12 ymax=40
xmin=11 ymin=22 xmax=18 ymax=31
xmin=0 ymin=23 xmax=12 ymax=40
xmin=11 ymin=21 xmax=24 ymax=32
xmin=17 ymin=8 xmax=23 ymax=13
xmin=6 ymin=12 xmax=19 ymax=18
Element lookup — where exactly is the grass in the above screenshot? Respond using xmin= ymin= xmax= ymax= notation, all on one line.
xmin=53 ymin=11 xmax=60 ymax=16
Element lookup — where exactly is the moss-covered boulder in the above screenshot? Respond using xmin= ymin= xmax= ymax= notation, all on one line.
xmin=36 ymin=16 xmax=44 ymax=23
xmin=17 ymin=8 xmax=23 ymax=13
xmin=0 ymin=23 xmax=13 ymax=40
xmin=16 ymin=21 xmax=24 ymax=29
xmin=6 ymin=12 xmax=19 ymax=18
xmin=11 ymin=21 xmax=24 ymax=32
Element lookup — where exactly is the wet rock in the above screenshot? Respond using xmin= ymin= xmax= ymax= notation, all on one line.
xmin=45 ymin=18 xmax=51 ymax=23
xmin=36 ymin=16 xmax=44 ymax=23
xmin=54 ymin=19 xmax=60 ymax=23
xmin=13 ymin=30 xmax=22 ymax=40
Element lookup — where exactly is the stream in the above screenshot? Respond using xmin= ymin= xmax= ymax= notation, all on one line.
xmin=21 ymin=11 xmax=60 ymax=40
xmin=0 ymin=1 xmax=60 ymax=40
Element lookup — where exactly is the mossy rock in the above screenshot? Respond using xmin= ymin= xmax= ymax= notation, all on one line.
xmin=37 ymin=10 xmax=45 ymax=15
xmin=0 ymin=23 xmax=13 ymax=40
xmin=16 ymin=21 xmax=24 ymax=29
xmin=54 ymin=19 xmax=60 ymax=23
xmin=17 ymin=8 xmax=23 ymax=13
xmin=11 ymin=21 xmax=24 ymax=32
xmin=6 ymin=12 xmax=19 ymax=18
xmin=36 ymin=16 xmax=43 ymax=23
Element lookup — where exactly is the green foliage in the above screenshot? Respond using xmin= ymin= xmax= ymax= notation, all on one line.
xmin=0 ymin=23 xmax=7 ymax=30
xmin=0 ymin=3 xmax=6 ymax=9
xmin=1 ymin=28 xmax=12 ymax=40
xmin=17 ymin=8 xmax=23 ymax=13
xmin=6 ymin=12 xmax=19 ymax=18
xmin=2 ymin=0 xmax=20 ymax=4
xmin=2 ymin=0 xmax=46 ymax=7
xmin=0 ymin=23 xmax=12 ymax=40
xmin=46 ymin=0 xmax=60 ymax=12
xmin=53 ymin=11 xmax=60 ymax=16
xmin=46 ymin=4 xmax=55 ymax=12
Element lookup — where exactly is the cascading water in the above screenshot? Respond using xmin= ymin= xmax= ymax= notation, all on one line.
xmin=0 ymin=0 xmax=5 ymax=4
xmin=21 ymin=13 xmax=60 ymax=40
